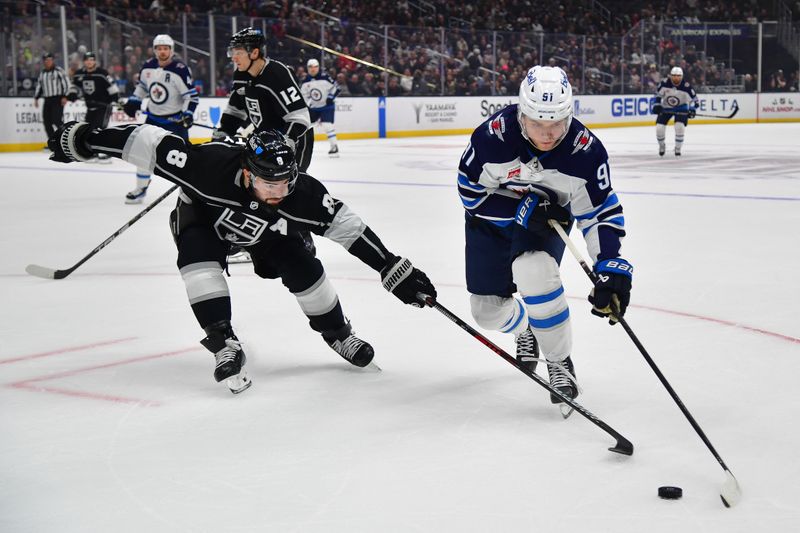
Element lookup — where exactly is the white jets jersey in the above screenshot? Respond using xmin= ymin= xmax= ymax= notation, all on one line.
xmin=300 ymin=73 xmax=339 ymax=110
xmin=655 ymin=78 xmax=698 ymax=109
xmin=133 ymin=57 xmax=199 ymax=116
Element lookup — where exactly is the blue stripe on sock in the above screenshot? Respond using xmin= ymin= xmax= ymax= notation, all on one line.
xmin=523 ymin=286 xmax=564 ymax=305
xmin=501 ymin=300 xmax=526 ymax=333
xmin=529 ymin=308 xmax=570 ymax=329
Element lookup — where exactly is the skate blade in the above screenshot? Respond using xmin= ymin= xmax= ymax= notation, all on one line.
xmin=559 ymin=404 xmax=574 ymax=419
xmin=359 ymin=361 xmax=382 ymax=372
xmin=226 ymin=371 xmax=252 ymax=394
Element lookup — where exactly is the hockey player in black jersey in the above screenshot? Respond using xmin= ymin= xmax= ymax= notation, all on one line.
xmin=214 ymin=27 xmax=314 ymax=172
xmin=67 ymin=52 xmax=120 ymax=163
xmin=48 ymin=122 xmax=437 ymax=394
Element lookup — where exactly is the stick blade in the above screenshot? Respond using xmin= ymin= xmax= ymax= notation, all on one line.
xmin=25 ymin=264 xmax=58 ymax=279
xmin=720 ymin=470 xmax=742 ymax=508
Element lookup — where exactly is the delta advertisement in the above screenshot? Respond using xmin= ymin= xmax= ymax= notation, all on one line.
xmin=0 ymin=92 xmax=793 ymax=150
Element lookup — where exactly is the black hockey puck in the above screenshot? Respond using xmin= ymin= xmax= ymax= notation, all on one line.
xmin=658 ymin=486 xmax=683 ymax=500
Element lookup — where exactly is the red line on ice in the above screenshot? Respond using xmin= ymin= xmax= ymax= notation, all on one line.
xmin=7 ymin=346 xmax=199 ymax=405
xmin=0 ymin=337 xmax=138 ymax=365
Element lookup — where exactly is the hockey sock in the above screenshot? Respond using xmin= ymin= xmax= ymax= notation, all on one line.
xmin=469 ymin=294 xmax=530 ymax=337
xmin=180 ymin=262 xmax=232 ymax=329
xmin=513 ymin=252 xmax=573 ymax=361
xmin=656 ymin=123 xmax=666 ymax=144
xmin=674 ymin=122 xmax=686 ymax=150
xmin=135 ymin=172 xmax=151 ymax=191
xmin=323 ymin=122 xmax=338 ymax=147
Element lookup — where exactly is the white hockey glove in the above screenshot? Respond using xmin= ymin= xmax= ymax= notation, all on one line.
xmin=48 ymin=121 xmax=94 ymax=163
xmin=381 ymin=257 xmax=436 ymax=308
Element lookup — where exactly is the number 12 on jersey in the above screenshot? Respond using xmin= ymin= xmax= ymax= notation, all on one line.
xmin=280 ymin=87 xmax=301 ymax=105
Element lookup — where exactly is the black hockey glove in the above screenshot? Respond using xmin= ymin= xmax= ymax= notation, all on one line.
xmin=652 ymin=103 xmax=663 ymax=114
xmin=66 ymin=92 xmax=78 ymax=103
xmin=688 ymin=107 xmax=697 ymax=119
xmin=589 ymin=258 xmax=633 ymax=325
xmin=48 ymin=121 xmax=94 ymax=163
xmin=122 ymin=97 xmax=141 ymax=118
xmin=325 ymin=97 xmax=335 ymax=106
xmin=515 ymin=193 xmax=571 ymax=231
xmin=175 ymin=111 xmax=193 ymax=129
xmin=381 ymin=256 xmax=436 ymax=308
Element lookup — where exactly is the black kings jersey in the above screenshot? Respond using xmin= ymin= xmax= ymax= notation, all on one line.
xmin=70 ymin=67 xmax=119 ymax=106
xmin=86 ymin=124 xmax=393 ymax=271
xmin=220 ymin=59 xmax=311 ymax=142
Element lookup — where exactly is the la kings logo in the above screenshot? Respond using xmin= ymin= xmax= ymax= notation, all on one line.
xmin=214 ymin=209 xmax=288 ymax=245
xmin=245 ymin=97 xmax=263 ymax=127
xmin=82 ymin=79 xmax=95 ymax=95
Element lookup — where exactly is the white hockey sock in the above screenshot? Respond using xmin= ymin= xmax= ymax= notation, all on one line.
xmin=513 ymin=252 xmax=572 ymax=362
xmin=469 ymin=294 xmax=529 ymax=337
xmin=674 ymin=122 xmax=686 ymax=149
xmin=323 ymin=122 xmax=338 ymax=147
xmin=135 ymin=171 xmax=151 ymax=190
xmin=656 ymin=123 xmax=666 ymax=143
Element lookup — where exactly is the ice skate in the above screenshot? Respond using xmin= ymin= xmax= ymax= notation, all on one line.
xmin=658 ymin=142 xmax=666 ymax=157
xmin=328 ymin=145 xmax=339 ymax=158
xmin=125 ymin=186 xmax=148 ymax=204
xmin=547 ymin=356 xmax=577 ymax=418
xmin=97 ymin=153 xmax=112 ymax=164
xmin=515 ymin=326 xmax=540 ymax=374
xmin=674 ymin=147 xmax=681 ymax=157
xmin=323 ymin=322 xmax=377 ymax=369
xmin=201 ymin=324 xmax=252 ymax=394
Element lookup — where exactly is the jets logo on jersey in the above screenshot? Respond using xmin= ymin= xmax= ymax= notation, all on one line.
xmin=81 ymin=80 xmax=96 ymax=95
xmin=149 ymin=82 xmax=169 ymax=104
xmin=664 ymin=94 xmax=681 ymax=108
xmin=309 ymin=88 xmax=323 ymax=103
xmin=488 ymin=116 xmax=506 ymax=141
xmin=571 ymin=129 xmax=594 ymax=154
xmin=214 ymin=209 xmax=268 ymax=245
xmin=245 ymin=97 xmax=263 ymax=127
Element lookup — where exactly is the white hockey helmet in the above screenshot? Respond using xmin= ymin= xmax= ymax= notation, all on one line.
xmin=670 ymin=66 xmax=683 ymax=77
xmin=518 ymin=66 xmax=573 ymax=122
xmin=307 ymin=59 xmax=319 ymax=68
xmin=153 ymin=34 xmax=174 ymax=49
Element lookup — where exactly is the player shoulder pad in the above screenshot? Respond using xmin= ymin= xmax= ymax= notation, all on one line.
xmin=142 ymin=57 xmax=159 ymax=69
xmin=568 ymin=122 xmax=607 ymax=160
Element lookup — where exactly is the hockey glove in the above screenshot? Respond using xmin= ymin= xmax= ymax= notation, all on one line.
xmin=211 ymin=128 xmax=228 ymax=141
xmin=589 ymin=258 xmax=633 ymax=325
xmin=515 ymin=193 xmax=571 ymax=230
xmin=688 ymin=107 xmax=697 ymax=119
xmin=66 ymin=92 xmax=78 ymax=103
xmin=176 ymin=111 xmax=194 ymax=129
xmin=48 ymin=121 xmax=94 ymax=163
xmin=652 ymin=103 xmax=662 ymax=114
xmin=122 ymin=97 xmax=141 ymax=118
xmin=325 ymin=97 xmax=335 ymax=106
xmin=381 ymin=256 xmax=436 ymax=308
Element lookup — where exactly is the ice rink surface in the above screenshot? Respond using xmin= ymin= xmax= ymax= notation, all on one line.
xmin=1 ymin=123 xmax=799 ymax=532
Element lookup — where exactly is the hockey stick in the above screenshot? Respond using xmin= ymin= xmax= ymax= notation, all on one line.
xmin=26 ymin=185 xmax=179 ymax=280
xmin=662 ymin=103 xmax=739 ymax=119
xmin=143 ymin=111 xmax=217 ymax=130
xmin=419 ymin=294 xmax=633 ymax=456
xmin=548 ymin=220 xmax=741 ymax=507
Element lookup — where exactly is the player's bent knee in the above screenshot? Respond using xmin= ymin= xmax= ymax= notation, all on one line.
xmin=470 ymin=294 xmax=518 ymax=330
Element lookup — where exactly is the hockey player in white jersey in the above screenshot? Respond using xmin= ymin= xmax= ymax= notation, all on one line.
xmin=123 ymin=34 xmax=199 ymax=203
xmin=300 ymin=58 xmax=341 ymax=156
xmin=653 ymin=66 xmax=698 ymax=156
xmin=457 ymin=66 xmax=633 ymax=408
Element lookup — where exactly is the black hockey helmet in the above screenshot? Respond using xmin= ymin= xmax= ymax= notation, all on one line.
xmin=83 ymin=51 xmax=96 ymax=60
xmin=228 ymin=27 xmax=266 ymax=57
xmin=243 ymin=129 xmax=298 ymax=200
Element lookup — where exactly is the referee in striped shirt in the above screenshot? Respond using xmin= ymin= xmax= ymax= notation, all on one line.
xmin=34 ymin=53 xmax=71 ymax=145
